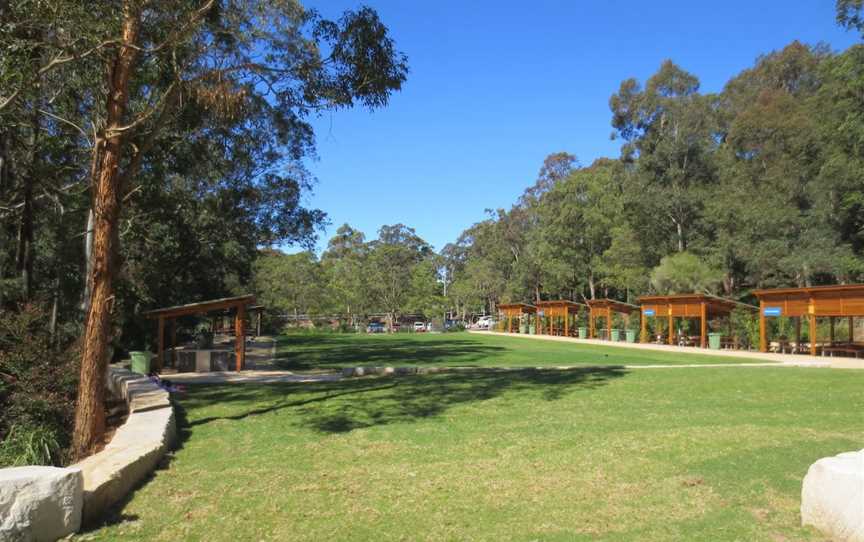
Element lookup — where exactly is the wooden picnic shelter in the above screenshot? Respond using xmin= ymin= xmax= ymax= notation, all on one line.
xmin=753 ymin=284 xmax=864 ymax=356
xmin=535 ymin=300 xmax=586 ymax=336
xmin=638 ymin=294 xmax=755 ymax=348
xmin=142 ymin=294 xmax=256 ymax=372
xmin=498 ymin=303 xmax=537 ymax=333
xmin=586 ymin=299 xmax=639 ymax=340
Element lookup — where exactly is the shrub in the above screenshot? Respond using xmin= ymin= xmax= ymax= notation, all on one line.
xmin=730 ymin=307 xmax=760 ymax=349
xmin=0 ymin=423 xmax=63 ymax=467
xmin=336 ymin=321 xmax=356 ymax=333
xmin=0 ymin=304 xmax=79 ymax=467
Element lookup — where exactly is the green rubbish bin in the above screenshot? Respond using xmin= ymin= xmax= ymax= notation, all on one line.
xmin=528 ymin=325 xmax=536 ymax=335
xmin=130 ymin=351 xmax=151 ymax=375
xmin=578 ymin=327 xmax=587 ymax=339
xmin=520 ymin=324 xmax=528 ymax=334
xmin=625 ymin=330 xmax=637 ymax=343
xmin=610 ymin=329 xmax=621 ymax=341
xmin=708 ymin=333 xmax=722 ymax=350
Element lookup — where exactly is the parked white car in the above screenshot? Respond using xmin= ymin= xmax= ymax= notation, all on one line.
xmin=476 ymin=316 xmax=494 ymax=329
xmin=413 ymin=321 xmax=426 ymax=332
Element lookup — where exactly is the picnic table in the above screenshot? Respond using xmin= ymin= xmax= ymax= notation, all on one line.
xmin=720 ymin=337 xmax=737 ymax=350
xmin=676 ymin=335 xmax=700 ymax=347
xmin=770 ymin=340 xmax=813 ymax=354
xmin=821 ymin=343 xmax=864 ymax=358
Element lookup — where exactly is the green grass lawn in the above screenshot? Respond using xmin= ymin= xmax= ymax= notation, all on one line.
xmin=273 ymin=330 xmax=773 ymax=369
xmin=82 ymin=360 xmax=864 ymax=541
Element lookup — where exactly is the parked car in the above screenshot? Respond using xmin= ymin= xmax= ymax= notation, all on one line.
xmin=476 ymin=316 xmax=494 ymax=329
xmin=413 ymin=321 xmax=426 ymax=332
xmin=366 ymin=322 xmax=385 ymax=333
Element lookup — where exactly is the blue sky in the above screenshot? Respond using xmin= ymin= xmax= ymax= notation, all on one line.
xmin=293 ymin=0 xmax=858 ymax=254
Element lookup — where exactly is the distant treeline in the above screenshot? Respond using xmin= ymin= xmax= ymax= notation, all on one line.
xmin=255 ymin=39 xmax=864 ymax=324
xmin=440 ymin=40 xmax=864 ymax=316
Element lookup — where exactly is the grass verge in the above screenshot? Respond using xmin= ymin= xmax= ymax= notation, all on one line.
xmin=81 ymin=365 xmax=863 ymax=541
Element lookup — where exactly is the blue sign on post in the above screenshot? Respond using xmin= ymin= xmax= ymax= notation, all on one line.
xmin=643 ymin=309 xmax=655 ymax=316
xmin=763 ymin=307 xmax=782 ymax=317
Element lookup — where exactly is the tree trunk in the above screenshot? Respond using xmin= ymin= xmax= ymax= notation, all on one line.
xmin=16 ymin=113 xmax=35 ymax=300
xmin=81 ymin=208 xmax=94 ymax=315
xmin=72 ymin=3 xmax=140 ymax=460
xmin=676 ymin=222 xmax=685 ymax=252
xmin=0 ymin=130 xmax=7 ymax=308
xmin=49 ymin=276 xmax=60 ymax=343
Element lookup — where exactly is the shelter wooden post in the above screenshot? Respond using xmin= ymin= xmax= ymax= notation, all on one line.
xmin=795 ymin=318 xmax=802 ymax=352
xmin=759 ymin=302 xmax=767 ymax=353
xmin=809 ymin=315 xmax=817 ymax=356
xmin=564 ymin=309 xmax=569 ymax=337
xmin=668 ymin=311 xmax=674 ymax=346
xmin=700 ymin=301 xmax=707 ymax=348
xmin=829 ymin=317 xmax=835 ymax=344
xmin=589 ymin=309 xmax=595 ymax=339
xmin=257 ymin=310 xmax=262 ymax=337
xmin=606 ymin=307 xmax=612 ymax=340
xmin=640 ymin=312 xmax=647 ymax=343
xmin=727 ymin=318 xmax=733 ymax=347
xmin=851 ymin=317 xmax=855 ymax=342
xmin=156 ymin=316 xmax=165 ymax=372
xmin=235 ymin=305 xmax=246 ymax=371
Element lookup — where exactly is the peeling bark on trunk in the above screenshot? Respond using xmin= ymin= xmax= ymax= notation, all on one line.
xmin=81 ymin=208 xmax=94 ymax=316
xmin=72 ymin=3 xmax=140 ymax=460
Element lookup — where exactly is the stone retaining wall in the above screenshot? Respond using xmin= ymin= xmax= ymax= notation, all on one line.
xmin=73 ymin=366 xmax=177 ymax=526
xmin=341 ymin=366 xmax=451 ymax=377
xmin=0 ymin=366 xmax=176 ymax=540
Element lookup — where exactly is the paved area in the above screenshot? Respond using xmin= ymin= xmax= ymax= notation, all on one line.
xmin=471 ymin=330 xmax=864 ymax=369
xmin=168 ymin=370 xmax=341 ymax=385
xmin=163 ymin=331 xmax=863 ymax=386
xmin=167 ymin=337 xmax=341 ymax=384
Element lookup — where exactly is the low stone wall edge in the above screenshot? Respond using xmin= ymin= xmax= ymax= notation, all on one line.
xmin=72 ymin=365 xmax=177 ymax=526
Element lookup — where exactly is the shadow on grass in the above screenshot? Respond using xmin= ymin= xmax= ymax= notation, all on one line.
xmin=183 ymin=366 xmax=628 ymax=434
xmin=273 ymin=333 xmax=507 ymax=369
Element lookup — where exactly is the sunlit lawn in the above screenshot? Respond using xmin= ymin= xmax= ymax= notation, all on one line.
xmin=274 ymin=330 xmax=773 ymax=369
xmin=83 ymin=361 xmax=864 ymax=541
